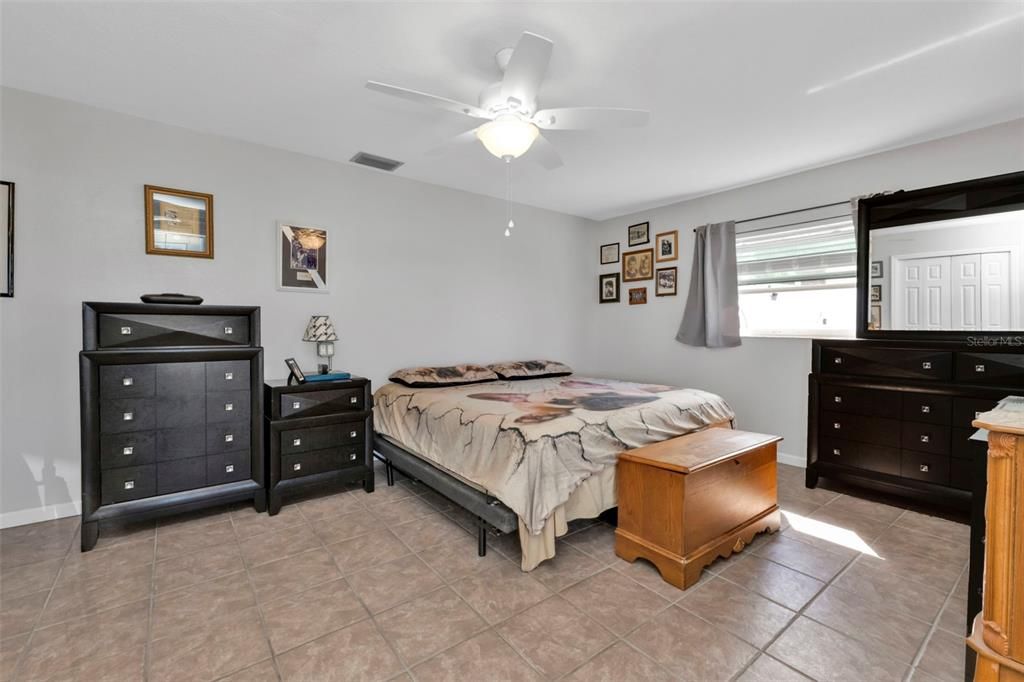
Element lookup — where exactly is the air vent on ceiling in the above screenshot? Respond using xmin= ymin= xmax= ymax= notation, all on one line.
xmin=349 ymin=152 xmax=404 ymax=172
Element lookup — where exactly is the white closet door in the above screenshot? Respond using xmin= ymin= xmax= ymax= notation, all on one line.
xmin=951 ymin=254 xmax=981 ymax=330
xmin=899 ymin=256 xmax=951 ymax=330
xmin=980 ymin=251 xmax=1011 ymax=330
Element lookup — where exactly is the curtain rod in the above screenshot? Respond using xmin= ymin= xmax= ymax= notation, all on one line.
xmin=692 ymin=200 xmax=849 ymax=232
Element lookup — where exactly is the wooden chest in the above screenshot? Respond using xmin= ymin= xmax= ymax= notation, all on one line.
xmin=614 ymin=428 xmax=782 ymax=590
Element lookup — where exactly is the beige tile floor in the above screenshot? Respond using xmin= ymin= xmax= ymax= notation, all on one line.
xmin=0 ymin=463 xmax=970 ymax=681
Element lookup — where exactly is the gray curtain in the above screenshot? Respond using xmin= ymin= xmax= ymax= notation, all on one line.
xmin=676 ymin=221 xmax=741 ymax=348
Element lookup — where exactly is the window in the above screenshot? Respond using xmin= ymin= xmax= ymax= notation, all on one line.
xmin=737 ymin=207 xmax=856 ymax=337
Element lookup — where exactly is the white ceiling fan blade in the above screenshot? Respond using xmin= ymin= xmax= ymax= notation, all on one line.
xmin=366 ymin=81 xmax=492 ymax=120
xmin=501 ymin=32 xmax=553 ymax=106
xmin=533 ymin=107 xmax=650 ymax=130
xmin=424 ymin=128 xmax=481 ymax=156
xmin=526 ymin=133 xmax=563 ymax=170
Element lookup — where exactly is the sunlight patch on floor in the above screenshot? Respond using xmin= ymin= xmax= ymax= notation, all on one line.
xmin=781 ymin=509 xmax=880 ymax=557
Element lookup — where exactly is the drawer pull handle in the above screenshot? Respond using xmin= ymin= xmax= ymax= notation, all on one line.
xmin=922 ymin=361 xmax=932 ymax=370
xmin=833 ymin=357 xmax=843 ymax=365
xmin=834 ymin=396 xmax=842 ymax=404
xmin=123 ymin=446 xmax=134 ymax=456
xmin=120 ymin=326 xmax=132 ymax=336
xmin=124 ymin=480 xmax=135 ymax=490
xmin=919 ymin=464 xmax=930 ymax=473
xmin=225 ymin=464 xmax=234 ymax=473
xmin=349 ymin=453 xmax=358 ymax=461
xmin=920 ymin=435 xmax=930 ymax=443
xmin=224 ymin=372 xmax=234 ymax=381
xmin=293 ymin=438 xmax=301 ymax=446
xmin=224 ymin=434 xmax=234 ymax=443
xmin=122 ymin=377 xmax=134 ymax=387
xmin=833 ymin=448 xmax=840 ymax=456
xmin=350 ymin=396 xmax=358 ymax=404
xmin=350 ymin=430 xmax=358 ymax=438
xmin=225 ymin=403 xmax=234 ymax=412
xmin=123 ymin=411 xmax=134 ymax=422
xmin=224 ymin=326 xmax=233 ymax=335
xmin=833 ymin=422 xmax=841 ymax=430
xmin=292 ymin=401 xmax=301 ymax=410
xmin=921 ymin=406 xmax=931 ymax=414
xmin=292 ymin=463 xmax=302 ymax=471
xmin=975 ymin=364 xmax=986 ymax=373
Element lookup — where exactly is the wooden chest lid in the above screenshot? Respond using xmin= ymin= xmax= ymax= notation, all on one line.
xmin=619 ymin=428 xmax=782 ymax=474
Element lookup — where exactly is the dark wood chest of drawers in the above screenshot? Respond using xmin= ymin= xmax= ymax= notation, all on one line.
xmin=80 ymin=302 xmax=266 ymax=550
xmin=264 ymin=377 xmax=374 ymax=514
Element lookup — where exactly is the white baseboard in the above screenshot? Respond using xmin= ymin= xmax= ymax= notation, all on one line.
xmin=0 ymin=501 xmax=81 ymax=530
xmin=777 ymin=451 xmax=806 ymax=468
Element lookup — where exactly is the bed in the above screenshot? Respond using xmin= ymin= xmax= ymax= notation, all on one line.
xmin=373 ymin=375 xmax=735 ymax=570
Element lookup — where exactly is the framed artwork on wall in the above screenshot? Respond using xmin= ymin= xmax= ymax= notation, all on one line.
xmin=869 ymin=304 xmax=882 ymax=330
xmin=278 ymin=223 xmax=329 ymax=293
xmin=656 ymin=267 xmax=677 ymax=296
xmin=870 ymin=285 xmax=881 ymax=302
xmin=1 ymin=181 xmax=12 ymax=298
xmin=622 ymin=248 xmax=654 ymax=282
xmin=627 ymin=221 xmax=650 ymax=246
xmin=600 ymin=242 xmax=620 ymax=265
xmin=870 ymin=261 xmax=883 ymax=278
xmin=599 ymin=273 xmax=620 ymax=303
xmin=145 ymin=185 xmax=214 ymax=258
xmin=629 ymin=287 xmax=647 ymax=305
xmin=655 ymin=230 xmax=678 ymax=262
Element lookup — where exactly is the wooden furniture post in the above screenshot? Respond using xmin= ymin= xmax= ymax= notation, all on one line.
xmin=967 ymin=403 xmax=1024 ymax=682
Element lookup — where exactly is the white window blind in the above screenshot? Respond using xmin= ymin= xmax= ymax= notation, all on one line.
xmin=737 ymin=216 xmax=856 ymax=291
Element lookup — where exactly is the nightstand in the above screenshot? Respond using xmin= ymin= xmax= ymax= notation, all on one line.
xmin=263 ymin=376 xmax=374 ymax=514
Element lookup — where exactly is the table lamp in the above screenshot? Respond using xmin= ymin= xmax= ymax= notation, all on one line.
xmin=302 ymin=315 xmax=338 ymax=373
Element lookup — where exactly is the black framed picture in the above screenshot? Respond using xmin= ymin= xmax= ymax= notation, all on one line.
xmin=285 ymin=357 xmax=307 ymax=384
xmin=600 ymin=242 xmax=620 ymax=265
xmin=656 ymin=267 xmax=677 ymax=296
xmin=1 ymin=181 xmax=12 ymax=298
xmin=627 ymin=221 xmax=650 ymax=246
xmin=870 ymin=285 xmax=881 ymax=302
xmin=870 ymin=261 xmax=883 ymax=278
xmin=599 ymin=273 xmax=620 ymax=303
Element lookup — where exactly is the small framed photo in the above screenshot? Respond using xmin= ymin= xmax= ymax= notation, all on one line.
xmin=599 ymin=273 xmax=620 ymax=303
xmin=628 ymin=287 xmax=647 ymax=305
xmin=870 ymin=261 xmax=883 ymax=278
xmin=656 ymin=267 xmax=677 ymax=296
xmin=870 ymin=285 xmax=882 ymax=303
xmin=145 ymin=185 xmax=214 ymax=258
xmin=627 ymin=221 xmax=650 ymax=246
xmin=278 ymin=222 xmax=329 ymax=293
xmin=655 ymin=230 xmax=678 ymax=262
xmin=600 ymin=242 xmax=620 ymax=265
xmin=869 ymin=304 xmax=882 ymax=330
xmin=622 ymin=248 xmax=654 ymax=282
xmin=1 ymin=181 xmax=12 ymax=298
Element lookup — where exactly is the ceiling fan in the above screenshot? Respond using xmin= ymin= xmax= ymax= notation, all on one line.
xmin=366 ymin=31 xmax=650 ymax=170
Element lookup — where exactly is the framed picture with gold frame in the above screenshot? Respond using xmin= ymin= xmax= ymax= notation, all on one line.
xmin=622 ymin=248 xmax=654 ymax=282
xmin=655 ymin=230 xmax=678 ymax=262
xmin=145 ymin=185 xmax=214 ymax=258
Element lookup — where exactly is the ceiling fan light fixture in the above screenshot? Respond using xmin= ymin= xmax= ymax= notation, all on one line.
xmin=475 ymin=115 xmax=539 ymax=159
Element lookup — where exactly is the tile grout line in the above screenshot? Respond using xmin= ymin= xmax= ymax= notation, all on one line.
xmin=145 ymin=522 xmax=159 ymax=681
xmin=906 ymin=558 xmax=971 ymax=679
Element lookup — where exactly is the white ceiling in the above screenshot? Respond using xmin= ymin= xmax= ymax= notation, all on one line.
xmin=2 ymin=2 xmax=1022 ymax=220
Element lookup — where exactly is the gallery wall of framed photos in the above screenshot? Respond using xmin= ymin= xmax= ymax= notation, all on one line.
xmin=598 ymin=220 xmax=679 ymax=305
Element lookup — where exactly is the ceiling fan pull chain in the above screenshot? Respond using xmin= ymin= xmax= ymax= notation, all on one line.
xmin=505 ymin=157 xmax=514 ymax=237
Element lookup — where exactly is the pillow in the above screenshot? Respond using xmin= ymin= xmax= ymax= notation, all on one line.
xmin=489 ymin=360 xmax=573 ymax=380
xmin=389 ymin=364 xmax=498 ymax=388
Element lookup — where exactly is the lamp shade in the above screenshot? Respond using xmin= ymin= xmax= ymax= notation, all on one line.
xmin=475 ymin=115 xmax=539 ymax=159
xmin=302 ymin=315 xmax=337 ymax=342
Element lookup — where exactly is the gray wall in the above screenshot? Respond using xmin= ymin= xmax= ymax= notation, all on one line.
xmin=580 ymin=119 xmax=1024 ymax=463
xmin=0 ymin=88 xmax=593 ymax=525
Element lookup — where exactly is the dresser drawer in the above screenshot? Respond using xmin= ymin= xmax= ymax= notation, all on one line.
xmin=100 ymin=398 xmax=156 ymax=433
xmin=281 ymin=421 xmax=364 ymax=455
xmin=101 ymin=465 xmax=156 ymax=504
xmin=952 ymin=397 xmax=1001 ymax=428
xmin=951 ymin=427 xmax=988 ymax=461
xmin=900 ymin=422 xmax=951 ymax=456
xmin=100 ymin=365 xmax=156 ymax=399
xmin=205 ymin=420 xmax=251 ymax=455
xmin=100 ymin=432 xmax=156 ymax=469
xmin=955 ymin=353 xmax=1024 ymax=385
xmin=282 ymin=446 xmax=362 ymax=480
xmin=950 ymin=458 xmax=973 ymax=491
xmin=821 ymin=411 xmax=900 ymax=448
xmin=157 ymin=457 xmax=207 ymax=495
xmin=821 ymin=385 xmax=901 ymax=417
xmin=156 ymin=427 xmax=206 ymax=462
xmin=98 ymin=314 xmax=250 ymax=348
xmin=206 ymin=361 xmax=250 ymax=392
xmin=280 ymin=389 xmax=363 ymax=419
xmin=821 ymin=346 xmax=952 ymax=381
xmin=819 ymin=437 xmax=900 ymax=476
xmin=206 ymin=390 xmax=250 ymax=424
xmin=206 ymin=451 xmax=251 ymax=485
xmin=900 ymin=451 xmax=950 ymax=486
xmin=900 ymin=393 xmax=952 ymax=425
